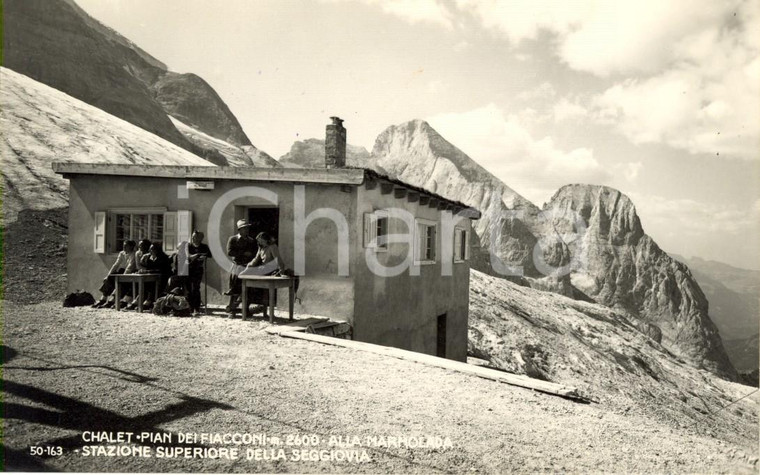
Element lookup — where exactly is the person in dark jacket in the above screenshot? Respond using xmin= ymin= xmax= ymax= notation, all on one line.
xmin=225 ymin=219 xmax=257 ymax=314
xmin=141 ymin=242 xmax=173 ymax=296
xmin=186 ymin=230 xmax=212 ymax=314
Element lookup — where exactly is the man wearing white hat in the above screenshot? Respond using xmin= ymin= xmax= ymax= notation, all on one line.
xmin=225 ymin=219 xmax=257 ymax=315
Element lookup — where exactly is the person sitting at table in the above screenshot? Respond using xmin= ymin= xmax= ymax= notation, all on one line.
xmin=93 ymin=239 xmax=137 ymax=308
xmin=242 ymin=232 xmax=287 ymax=318
xmin=187 ymin=230 xmax=212 ymax=315
xmin=135 ymin=239 xmax=152 ymax=271
xmin=139 ymin=242 xmax=173 ymax=298
xmin=122 ymin=239 xmax=153 ymax=310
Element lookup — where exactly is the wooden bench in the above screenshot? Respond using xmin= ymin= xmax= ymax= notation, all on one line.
xmin=113 ymin=273 xmax=160 ymax=312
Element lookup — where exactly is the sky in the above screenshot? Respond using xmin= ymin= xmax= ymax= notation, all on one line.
xmin=77 ymin=0 xmax=760 ymax=270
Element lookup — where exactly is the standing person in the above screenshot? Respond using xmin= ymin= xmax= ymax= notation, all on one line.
xmin=243 ymin=232 xmax=287 ymax=319
xmin=93 ymin=240 xmax=137 ymax=308
xmin=187 ymin=230 xmax=212 ymax=315
xmin=225 ymin=219 xmax=257 ymax=314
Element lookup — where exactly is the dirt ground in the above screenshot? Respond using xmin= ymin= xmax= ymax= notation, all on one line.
xmin=3 ymin=301 xmax=758 ymax=473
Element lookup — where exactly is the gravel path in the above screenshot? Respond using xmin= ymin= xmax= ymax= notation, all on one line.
xmin=3 ymin=301 xmax=758 ymax=473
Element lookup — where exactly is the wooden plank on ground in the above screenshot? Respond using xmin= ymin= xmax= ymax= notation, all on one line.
xmin=266 ymin=318 xmax=329 ymax=335
xmin=277 ymin=331 xmax=582 ymax=400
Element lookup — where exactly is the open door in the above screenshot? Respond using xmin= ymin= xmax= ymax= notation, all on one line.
xmin=437 ymin=313 xmax=447 ymax=358
xmin=247 ymin=207 xmax=279 ymax=242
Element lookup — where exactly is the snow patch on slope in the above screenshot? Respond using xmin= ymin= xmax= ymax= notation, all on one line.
xmin=169 ymin=115 xmax=280 ymax=168
xmin=1 ymin=67 xmax=214 ymax=223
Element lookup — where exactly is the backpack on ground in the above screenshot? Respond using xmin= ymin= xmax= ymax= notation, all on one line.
xmin=63 ymin=290 xmax=96 ymax=308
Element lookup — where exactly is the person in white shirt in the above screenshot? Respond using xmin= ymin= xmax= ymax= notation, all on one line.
xmin=92 ymin=240 xmax=137 ymax=308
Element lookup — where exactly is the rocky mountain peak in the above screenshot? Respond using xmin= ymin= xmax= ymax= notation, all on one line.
xmin=541 ymin=184 xmax=736 ymax=378
xmin=547 ymin=184 xmax=645 ymax=245
xmin=372 ymin=119 xmax=493 ymax=184
xmin=150 ymin=72 xmax=253 ymax=147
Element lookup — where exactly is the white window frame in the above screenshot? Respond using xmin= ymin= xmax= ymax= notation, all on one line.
xmin=454 ymin=226 xmax=469 ymax=263
xmin=100 ymin=207 xmax=192 ymax=254
xmin=414 ymin=218 xmax=438 ymax=265
xmin=363 ymin=210 xmax=389 ymax=253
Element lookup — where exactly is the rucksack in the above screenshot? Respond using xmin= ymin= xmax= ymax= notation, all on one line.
xmin=63 ymin=290 xmax=96 ymax=308
xmin=153 ymin=293 xmax=191 ymax=317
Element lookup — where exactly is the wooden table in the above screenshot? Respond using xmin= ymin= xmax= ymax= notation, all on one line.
xmin=113 ymin=273 xmax=160 ymax=312
xmin=239 ymin=275 xmax=295 ymax=323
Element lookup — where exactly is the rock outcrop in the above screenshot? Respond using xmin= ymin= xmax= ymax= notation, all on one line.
xmin=544 ymin=185 xmax=736 ymax=378
xmin=279 ymin=138 xmax=372 ymax=168
xmin=671 ymin=255 xmax=760 ymax=371
xmin=151 ymin=72 xmax=252 ymax=148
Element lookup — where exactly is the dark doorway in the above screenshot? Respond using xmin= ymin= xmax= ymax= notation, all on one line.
xmin=247 ymin=208 xmax=279 ymax=242
xmin=437 ymin=314 xmax=447 ymax=358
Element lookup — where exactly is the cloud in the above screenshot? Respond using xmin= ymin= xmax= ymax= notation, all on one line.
xmin=593 ymin=57 xmax=760 ymax=158
xmin=629 ymin=193 xmax=759 ymax=235
xmin=626 ymin=191 xmax=760 ymax=268
xmin=585 ymin=0 xmax=760 ymax=158
xmin=516 ymin=82 xmax=556 ymax=102
xmin=426 ymin=79 xmax=448 ymax=94
xmin=332 ymin=0 xmax=455 ymax=28
xmin=454 ymin=0 xmax=589 ymax=44
xmin=427 ymin=103 xmax=612 ymax=204
xmin=453 ymin=40 xmax=470 ymax=52
xmin=453 ymin=0 xmax=760 ymax=158
xmin=552 ymin=98 xmax=587 ymax=122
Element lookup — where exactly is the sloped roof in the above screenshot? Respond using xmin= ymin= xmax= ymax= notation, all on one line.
xmin=52 ymin=163 xmax=481 ymax=218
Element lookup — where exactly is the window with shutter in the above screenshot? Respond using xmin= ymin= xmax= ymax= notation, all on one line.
xmin=414 ymin=218 xmax=437 ymax=265
xmin=94 ymin=211 xmax=106 ymax=253
xmin=106 ymin=208 xmax=166 ymax=253
xmin=163 ymin=211 xmax=177 ymax=253
xmin=177 ymin=210 xmax=192 ymax=246
xmin=363 ymin=211 xmax=389 ymax=252
xmin=454 ymin=227 xmax=468 ymax=263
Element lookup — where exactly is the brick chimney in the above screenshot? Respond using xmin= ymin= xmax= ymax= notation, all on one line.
xmin=325 ymin=116 xmax=346 ymax=168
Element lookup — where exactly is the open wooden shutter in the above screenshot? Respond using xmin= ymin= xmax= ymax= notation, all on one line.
xmin=163 ymin=211 xmax=177 ymax=253
xmin=94 ymin=211 xmax=106 ymax=254
xmin=177 ymin=210 xmax=192 ymax=246
xmin=363 ymin=212 xmax=377 ymax=248
xmin=414 ymin=221 xmax=424 ymax=263
xmin=464 ymin=230 xmax=470 ymax=260
xmin=454 ymin=228 xmax=462 ymax=261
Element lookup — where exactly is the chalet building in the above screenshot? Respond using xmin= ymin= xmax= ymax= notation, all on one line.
xmin=54 ymin=118 xmax=481 ymax=361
